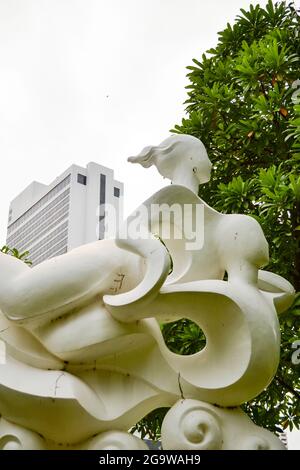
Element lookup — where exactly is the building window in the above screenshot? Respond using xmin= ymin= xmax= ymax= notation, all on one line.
xmin=6 ymin=190 xmax=70 ymax=248
xmin=114 ymin=187 xmax=120 ymax=198
xmin=99 ymin=174 xmax=106 ymax=240
xmin=7 ymin=174 xmax=71 ymax=234
xmin=100 ymin=174 xmax=106 ymax=205
xmin=77 ymin=174 xmax=87 ymax=185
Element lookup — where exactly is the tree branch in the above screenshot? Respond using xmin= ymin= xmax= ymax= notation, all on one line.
xmin=274 ymin=375 xmax=300 ymax=400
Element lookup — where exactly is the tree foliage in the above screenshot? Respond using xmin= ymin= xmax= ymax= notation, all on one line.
xmin=135 ymin=1 xmax=300 ymax=440
xmin=0 ymin=245 xmax=32 ymax=265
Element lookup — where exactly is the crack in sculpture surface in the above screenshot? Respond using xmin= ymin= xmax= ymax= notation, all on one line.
xmin=0 ymin=134 xmax=295 ymax=449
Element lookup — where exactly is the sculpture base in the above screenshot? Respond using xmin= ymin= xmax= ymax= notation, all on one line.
xmin=0 ymin=400 xmax=285 ymax=450
xmin=161 ymin=399 xmax=286 ymax=450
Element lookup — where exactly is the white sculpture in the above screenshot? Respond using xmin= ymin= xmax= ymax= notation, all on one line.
xmin=0 ymin=134 xmax=294 ymax=450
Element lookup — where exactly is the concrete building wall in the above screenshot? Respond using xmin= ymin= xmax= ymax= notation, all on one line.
xmin=8 ymin=181 xmax=47 ymax=224
xmin=6 ymin=162 xmax=123 ymax=265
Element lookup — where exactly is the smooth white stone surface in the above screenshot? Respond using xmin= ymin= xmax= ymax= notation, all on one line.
xmin=0 ymin=135 xmax=294 ymax=449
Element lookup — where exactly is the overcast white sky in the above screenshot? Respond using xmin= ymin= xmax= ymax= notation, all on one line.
xmin=0 ymin=0 xmax=299 ymax=449
xmin=0 ymin=0 xmax=273 ymax=244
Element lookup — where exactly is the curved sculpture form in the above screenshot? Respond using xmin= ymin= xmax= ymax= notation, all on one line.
xmin=0 ymin=134 xmax=294 ymax=449
xmin=161 ymin=399 xmax=286 ymax=450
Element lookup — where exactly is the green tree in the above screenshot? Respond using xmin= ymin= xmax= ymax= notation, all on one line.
xmin=0 ymin=245 xmax=32 ymax=266
xmin=133 ymin=0 xmax=300 ymax=440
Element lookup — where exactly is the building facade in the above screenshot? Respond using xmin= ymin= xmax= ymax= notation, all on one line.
xmin=6 ymin=162 xmax=123 ymax=266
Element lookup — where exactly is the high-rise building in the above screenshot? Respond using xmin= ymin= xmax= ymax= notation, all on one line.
xmin=6 ymin=162 xmax=123 ymax=266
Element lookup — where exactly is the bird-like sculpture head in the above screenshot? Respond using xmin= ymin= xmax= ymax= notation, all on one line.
xmin=128 ymin=134 xmax=212 ymax=194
